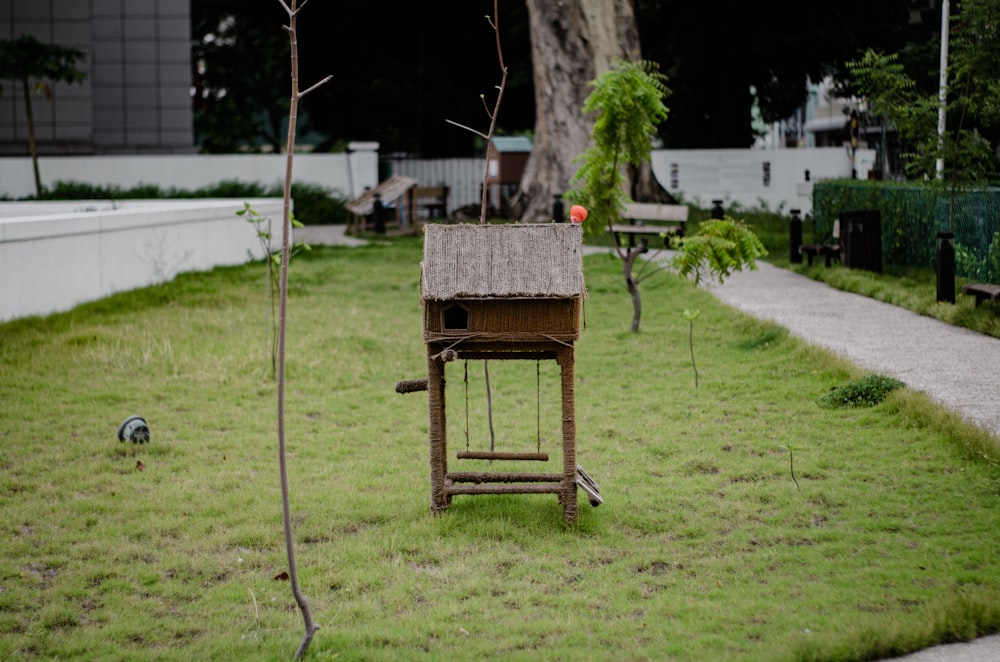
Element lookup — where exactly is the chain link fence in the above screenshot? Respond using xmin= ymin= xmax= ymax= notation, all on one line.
xmin=812 ymin=181 xmax=1000 ymax=284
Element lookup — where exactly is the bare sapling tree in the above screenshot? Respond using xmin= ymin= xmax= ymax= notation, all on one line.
xmin=275 ymin=0 xmax=331 ymax=658
xmin=445 ymin=0 xmax=508 ymax=441
xmin=446 ymin=0 xmax=507 ymax=225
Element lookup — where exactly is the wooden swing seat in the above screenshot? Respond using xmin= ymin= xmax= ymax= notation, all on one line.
xmin=456 ymin=450 xmax=549 ymax=461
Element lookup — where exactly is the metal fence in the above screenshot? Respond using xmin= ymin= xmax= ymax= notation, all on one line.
xmin=382 ymin=156 xmax=484 ymax=217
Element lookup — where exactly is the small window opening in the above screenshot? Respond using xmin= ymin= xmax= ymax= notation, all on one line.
xmin=442 ymin=304 xmax=469 ymax=330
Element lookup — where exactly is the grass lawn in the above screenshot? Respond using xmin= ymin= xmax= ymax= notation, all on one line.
xmin=1 ymin=238 xmax=999 ymax=661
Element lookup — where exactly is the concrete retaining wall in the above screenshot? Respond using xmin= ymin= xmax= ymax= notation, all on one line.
xmin=0 ymin=198 xmax=285 ymax=322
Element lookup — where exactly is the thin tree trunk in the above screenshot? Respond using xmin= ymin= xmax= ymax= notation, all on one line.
xmin=21 ymin=78 xmax=42 ymax=197
xmin=276 ymin=1 xmax=330 ymax=658
xmin=622 ymin=248 xmax=643 ymax=333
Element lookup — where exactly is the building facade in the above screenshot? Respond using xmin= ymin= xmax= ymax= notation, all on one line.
xmin=0 ymin=0 xmax=193 ymax=155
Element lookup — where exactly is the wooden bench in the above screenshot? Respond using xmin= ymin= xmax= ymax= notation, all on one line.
xmin=345 ymin=175 xmax=418 ymax=235
xmin=406 ymin=186 xmax=449 ymax=221
xmin=609 ymin=202 xmax=689 ymax=249
xmin=962 ymin=283 xmax=1000 ymax=307
xmin=800 ymin=218 xmax=843 ymax=266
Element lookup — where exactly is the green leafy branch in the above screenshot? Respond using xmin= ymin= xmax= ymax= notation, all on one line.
xmin=671 ymin=218 xmax=768 ymax=286
xmin=238 ymin=201 xmax=310 ymax=379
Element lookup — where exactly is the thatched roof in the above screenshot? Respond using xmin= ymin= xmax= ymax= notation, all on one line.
xmin=421 ymin=224 xmax=585 ymax=301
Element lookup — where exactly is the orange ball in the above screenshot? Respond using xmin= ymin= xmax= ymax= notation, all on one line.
xmin=569 ymin=205 xmax=588 ymax=223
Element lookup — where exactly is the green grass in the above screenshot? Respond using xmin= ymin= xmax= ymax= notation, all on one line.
xmin=1 ymin=239 xmax=999 ymax=660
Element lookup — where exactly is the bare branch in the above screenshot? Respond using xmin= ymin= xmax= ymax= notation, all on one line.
xmin=445 ymin=118 xmax=489 ymax=140
xmin=300 ymin=74 xmax=332 ymax=99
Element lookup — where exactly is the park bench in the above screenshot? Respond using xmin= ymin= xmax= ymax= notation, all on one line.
xmin=346 ymin=174 xmax=417 ymax=235
xmin=406 ymin=185 xmax=449 ymax=221
xmin=799 ymin=218 xmax=843 ymax=266
xmin=961 ymin=283 xmax=1000 ymax=307
xmin=608 ymin=202 xmax=689 ymax=249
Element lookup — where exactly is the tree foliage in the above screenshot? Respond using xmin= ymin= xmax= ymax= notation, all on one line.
xmin=191 ymin=1 xmax=923 ymax=154
xmin=637 ymin=0 xmax=916 ymax=147
xmin=671 ymin=219 xmax=768 ymax=286
xmin=0 ymin=35 xmax=86 ymax=85
xmin=568 ymin=60 xmax=669 ymax=233
xmin=0 ymin=35 xmax=86 ymax=195
xmin=848 ymin=0 xmax=1000 ymax=186
xmin=192 ymin=1 xmax=533 ymax=155
xmin=192 ymin=8 xmax=291 ymax=153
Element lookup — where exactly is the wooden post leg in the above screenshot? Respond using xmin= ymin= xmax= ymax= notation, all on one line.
xmin=427 ymin=348 xmax=449 ymax=514
xmin=558 ymin=348 xmax=578 ymax=523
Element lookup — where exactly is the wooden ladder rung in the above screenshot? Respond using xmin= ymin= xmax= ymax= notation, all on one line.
xmin=456 ymin=451 xmax=549 ymax=461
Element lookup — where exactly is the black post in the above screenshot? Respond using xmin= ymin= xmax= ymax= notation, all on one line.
xmin=372 ymin=193 xmax=386 ymax=235
xmin=789 ymin=209 xmax=803 ymax=264
xmin=552 ymin=194 xmax=565 ymax=223
xmin=936 ymin=232 xmax=955 ymax=304
xmin=710 ymin=199 xmax=724 ymax=220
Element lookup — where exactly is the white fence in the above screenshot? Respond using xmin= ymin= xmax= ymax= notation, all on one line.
xmin=385 ymin=157 xmax=483 ymax=214
xmin=0 ymin=198 xmax=284 ymax=322
xmin=650 ymin=147 xmax=876 ymax=215
xmin=384 ymin=147 xmax=875 ymax=218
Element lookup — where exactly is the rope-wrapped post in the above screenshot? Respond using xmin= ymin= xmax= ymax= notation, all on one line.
xmin=427 ymin=346 xmax=449 ymax=513
xmin=558 ymin=347 xmax=578 ymax=523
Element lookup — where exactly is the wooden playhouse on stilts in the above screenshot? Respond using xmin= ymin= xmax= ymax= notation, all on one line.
xmin=397 ymin=223 xmax=601 ymax=523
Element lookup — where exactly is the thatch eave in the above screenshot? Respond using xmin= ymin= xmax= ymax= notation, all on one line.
xmin=421 ymin=223 xmax=585 ymax=301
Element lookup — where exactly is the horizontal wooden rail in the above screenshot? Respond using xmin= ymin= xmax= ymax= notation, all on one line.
xmin=447 ymin=472 xmax=563 ymax=483
xmin=445 ymin=482 xmax=563 ymax=496
xmin=456 ymin=451 xmax=549 ymax=461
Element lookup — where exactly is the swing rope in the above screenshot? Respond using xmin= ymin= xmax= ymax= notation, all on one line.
xmin=483 ymin=359 xmax=496 ymax=453
xmin=536 ymin=360 xmax=541 ymax=454
xmin=463 ymin=360 xmax=470 ymax=451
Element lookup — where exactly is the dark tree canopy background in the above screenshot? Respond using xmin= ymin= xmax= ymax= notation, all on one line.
xmin=193 ymin=0 xmax=936 ymax=155
xmin=193 ymin=0 xmax=534 ymax=156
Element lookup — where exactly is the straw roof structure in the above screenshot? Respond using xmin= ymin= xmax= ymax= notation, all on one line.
xmin=421 ymin=224 xmax=585 ymax=301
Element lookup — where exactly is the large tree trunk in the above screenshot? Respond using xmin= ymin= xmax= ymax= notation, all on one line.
xmin=511 ymin=0 xmax=641 ymax=222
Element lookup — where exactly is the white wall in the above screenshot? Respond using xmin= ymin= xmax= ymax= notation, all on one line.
xmin=0 ymin=198 xmax=285 ymax=322
xmin=0 ymin=142 xmax=379 ymax=200
xmin=650 ymin=146 xmax=877 ymax=215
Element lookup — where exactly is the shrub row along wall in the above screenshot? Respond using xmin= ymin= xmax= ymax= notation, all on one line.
xmin=812 ymin=181 xmax=1000 ymax=284
xmin=0 ymin=146 xmax=379 ymax=201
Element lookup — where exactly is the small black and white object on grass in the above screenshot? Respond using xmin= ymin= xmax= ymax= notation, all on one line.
xmin=118 ymin=415 xmax=149 ymax=444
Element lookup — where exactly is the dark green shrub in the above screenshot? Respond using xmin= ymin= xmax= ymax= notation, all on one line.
xmin=272 ymin=182 xmax=348 ymax=225
xmin=182 ymin=179 xmax=267 ymax=199
xmin=40 ymin=181 xmax=163 ymax=200
xmin=29 ymin=179 xmax=347 ymax=226
xmin=817 ymin=374 xmax=905 ymax=409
